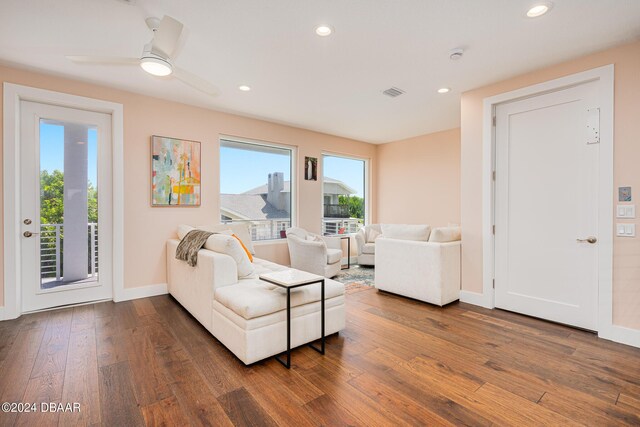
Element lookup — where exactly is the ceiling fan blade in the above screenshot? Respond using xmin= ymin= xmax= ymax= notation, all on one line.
xmin=152 ymin=15 xmax=183 ymax=58
xmin=66 ymin=55 xmax=140 ymax=66
xmin=173 ymin=67 xmax=219 ymax=97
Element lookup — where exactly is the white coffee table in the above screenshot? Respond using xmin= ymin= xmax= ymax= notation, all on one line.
xmin=259 ymin=269 xmax=326 ymax=369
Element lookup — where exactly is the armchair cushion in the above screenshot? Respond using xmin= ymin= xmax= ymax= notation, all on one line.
xmin=327 ymin=249 xmax=342 ymax=264
xmin=366 ymin=227 xmax=382 ymax=243
xmin=361 ymin=243 xmax=375 ymax=255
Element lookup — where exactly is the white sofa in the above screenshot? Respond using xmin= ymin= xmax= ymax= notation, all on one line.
xmin=375 ymin=225 xmax=461 ymax=306
xmin=166 ymin=238 xmax=346 ymax=365
xmin=355 ymin=224 xmax=381 ymax=266
xmin=286 ymin=227 xmax=342 ymax=278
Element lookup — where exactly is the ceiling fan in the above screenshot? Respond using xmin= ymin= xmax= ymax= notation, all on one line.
xmin=66 ymin=15 xmax=218 ymax=97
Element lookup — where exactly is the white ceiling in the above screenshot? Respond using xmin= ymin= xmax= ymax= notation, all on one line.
xmin=1 ymin=0 xmax=639 ymax=143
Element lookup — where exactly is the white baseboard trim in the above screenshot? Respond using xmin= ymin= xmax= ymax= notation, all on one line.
xmin=599 ymin=324 xmax=640 ymax=348
xmin=114 ymin=283 xmax=168 ymax=303
xmin=459 ymin=290 xmax=494 ymax=309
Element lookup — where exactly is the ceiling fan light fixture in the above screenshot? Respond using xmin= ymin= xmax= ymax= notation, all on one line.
xmin=140 ymin=55 xmax=173 ymax=76
xmin=527 ymin=2 xmax=552 ymax=18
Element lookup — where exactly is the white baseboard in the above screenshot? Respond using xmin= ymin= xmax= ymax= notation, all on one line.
xmin=114 ymin=283 xmax=168 ymax=302
xmin=459 ymin=290 xmax=494 ymax=309
xmin=599 ymin=324 xmax=640 ymax=348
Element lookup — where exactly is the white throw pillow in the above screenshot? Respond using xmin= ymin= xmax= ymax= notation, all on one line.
xmin=381 ymin=224 xmax=431 ymax=241
xmin=366 ymin=228 xmax=381 ymax=243
xmin=428 ymin=226 xmax=462 ymax=243
xmin=198 ymin=223 xmax=255 ymax=255
xmin=177 ymin=224 xmax=195 ymax=240
xmin=204 ymin=234 xmax=254 ymax=278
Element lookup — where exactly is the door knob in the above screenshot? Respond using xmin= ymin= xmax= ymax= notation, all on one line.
xmin=576 ymin=236 xmax=597 ymax=244
xmin=23 ymin=219 xmax=32 ymax=225
xmin=23 ymin=231 xmax=40 ymax=238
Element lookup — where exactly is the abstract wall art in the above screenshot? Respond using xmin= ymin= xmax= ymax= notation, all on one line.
xmin=151 ymin=135 xmax=201 ymax=206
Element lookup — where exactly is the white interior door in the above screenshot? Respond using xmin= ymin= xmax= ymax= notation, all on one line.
xmin=20 ymin=101 xmax=113 ymax=312
xmin=494 ymin=81 xmax=599 ymax=330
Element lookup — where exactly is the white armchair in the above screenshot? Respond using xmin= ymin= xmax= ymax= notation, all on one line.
xmin=286 ymin=227 xmax=342 ymax=278
xmin=355 ymin=224 xmax=381 ymax=266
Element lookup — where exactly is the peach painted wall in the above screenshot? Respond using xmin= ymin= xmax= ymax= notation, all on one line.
xmin=461 ymin=41 xmax=640 ymax=330
xmin=377 ymin=128 xmax=460 ymax=226
xmin=0 ymin=64 xmax=377 ymax=307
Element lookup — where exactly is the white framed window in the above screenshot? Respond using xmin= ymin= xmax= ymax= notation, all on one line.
xmin=321 ymin=153 xmax=368 ymax=235
xmin=219 ymin=137 xmax=295 ymax=241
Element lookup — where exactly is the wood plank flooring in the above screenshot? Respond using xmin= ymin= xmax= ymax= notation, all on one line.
xmin=1 ymin=287 xmax=639 ymax=426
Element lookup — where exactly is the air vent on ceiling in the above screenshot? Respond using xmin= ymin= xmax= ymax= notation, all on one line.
xmin=382 ymin=87 xmax=405 ymax=98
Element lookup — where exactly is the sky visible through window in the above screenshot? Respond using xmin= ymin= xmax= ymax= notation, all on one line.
xmin=220 ymin=146 xmax=364 ymax=197
xmin=323 ymin=155 xmax=365 ymax=197
xmin=220 ymin=146 xmax=290 ymax=194
xmin=39 ymin=122 xmax=98 ymax=186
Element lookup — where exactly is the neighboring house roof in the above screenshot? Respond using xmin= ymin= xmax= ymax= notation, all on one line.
xmin=244 ymin=177 xmax=356 ymax=195
xmin=244 ymin=181 xmax=291 ymax=194
xmin=220 ymin=194 xmax=289 ymax=220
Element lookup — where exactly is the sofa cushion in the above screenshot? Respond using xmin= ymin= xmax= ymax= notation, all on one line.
xmin=381 ymin=224 xmax=431 ymax=241
xmin=199 ymin=223 xmax=255 ymax=255
xmin=215 ymin=276 xmax=345 ymax=320
xmin=250 ymin=258 xmax=289 ymax=277
xmin=204 ymin=234 xmax=254 ymax=278
xmin=177 ymin=224 xmax=195 ymax=240
xmin=361 ymin=243 xmax=375 ymax=254
xmin=429 ymin=226 xmax=462 ymax=243
xmin=326 ymin=248 xmax=342 ymax=264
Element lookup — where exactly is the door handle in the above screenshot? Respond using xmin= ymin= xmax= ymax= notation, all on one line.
xmin=576 ymin=236 xmax=597 ymax=244
xmin=23 ymin=231 xmax=40 ymax=238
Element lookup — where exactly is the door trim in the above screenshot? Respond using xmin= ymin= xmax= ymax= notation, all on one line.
xmin=474 ymin=65 xmax=618 ymax=341
xmin=2 ymin=83 xmax=124 ymax=320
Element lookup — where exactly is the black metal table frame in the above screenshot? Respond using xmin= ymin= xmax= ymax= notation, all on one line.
xmin=260 ymin=277 xmax=325 ymax=369
xmin=339 ymin=236 xmax=351 ymax=270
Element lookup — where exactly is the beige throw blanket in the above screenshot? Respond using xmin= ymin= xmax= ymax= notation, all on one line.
xmin=175 ymin=229 xmax=214 ymax=267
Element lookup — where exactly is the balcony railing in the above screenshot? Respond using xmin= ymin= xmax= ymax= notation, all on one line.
xmin=321 ymin=218 xmax=362 ymax=235
xmin=323 ymin=204 xmax=350 ymax=218
xmin=40 ymin=223 xmax=98 ymax=282
xmin=221 ymin=218 xmax=363 ymax=240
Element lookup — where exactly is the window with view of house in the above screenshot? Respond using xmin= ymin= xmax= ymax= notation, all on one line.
xmin=322 ymin=154 xmax=366 ymax=235
xmin=219 ymin=139 xmax=293 ymax=241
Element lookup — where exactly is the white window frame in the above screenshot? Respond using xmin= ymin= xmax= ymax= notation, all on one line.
xmin=218 ymin=135 xmax=297 ymax=242
xmin=320 ymin=152 xmax=370 ymax=235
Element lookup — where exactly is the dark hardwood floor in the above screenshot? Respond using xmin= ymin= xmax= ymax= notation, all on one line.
xmin=1 ymin=286 xmax=640 ymax=426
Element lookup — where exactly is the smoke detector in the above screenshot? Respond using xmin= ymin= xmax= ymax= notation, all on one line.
xmin=449 ymin=48 xmax=464 ymax=61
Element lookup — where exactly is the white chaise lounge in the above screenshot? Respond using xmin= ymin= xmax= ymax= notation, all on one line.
xmin=166 ymin=226 xmax=346 ymax=365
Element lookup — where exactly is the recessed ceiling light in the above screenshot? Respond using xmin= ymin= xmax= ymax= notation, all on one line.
xmin=238 ymin=85 xmax=251 ymax=92
xmin=437 ymin=87 xmax=450 ymax=94
xmin=315 ymin=25 xmax=333 ymax=36
xmin=527 ymin=2 xmax=552 ymax=18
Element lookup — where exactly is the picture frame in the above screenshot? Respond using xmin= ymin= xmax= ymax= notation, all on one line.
xmin=304 ymin=156 xmax=318 ymax=181
xmin=151 ymin=135 xmax=201 ymax=206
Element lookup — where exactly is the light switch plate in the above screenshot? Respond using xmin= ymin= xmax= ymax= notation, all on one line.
xmin=616 ymin=205 xmax=636 ymax=219
xmin=616 ymin=223 xmax=636 ymax=237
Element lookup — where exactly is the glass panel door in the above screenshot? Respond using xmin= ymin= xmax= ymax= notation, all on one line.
xmin=20 ymin=101 xmax=113 ymax=312
xmin=39 ymin=119 xmax=98 ymax=289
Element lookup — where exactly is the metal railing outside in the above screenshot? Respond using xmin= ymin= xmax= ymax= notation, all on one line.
xmin=40 ymin=223 xmax=98 ymax=281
